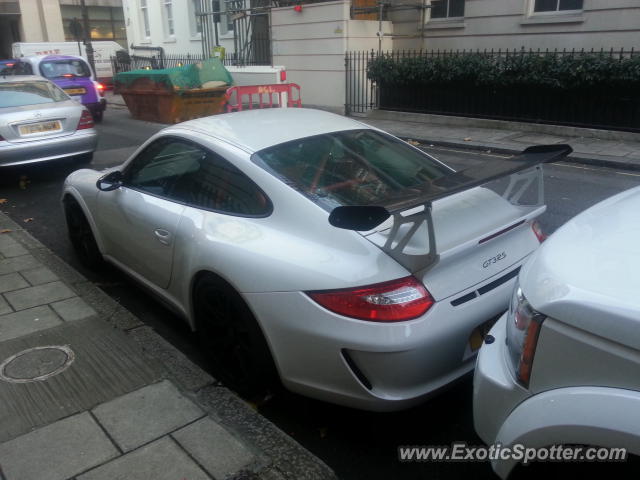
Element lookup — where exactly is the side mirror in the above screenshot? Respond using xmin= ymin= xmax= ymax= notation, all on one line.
xmin=96 ymin=171 xmax=123 ymax=191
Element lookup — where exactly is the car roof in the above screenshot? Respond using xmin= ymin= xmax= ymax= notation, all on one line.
xmin=175 ymin=108 xmax=370 ymax=153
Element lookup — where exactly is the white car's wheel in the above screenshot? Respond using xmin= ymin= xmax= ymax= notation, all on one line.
xmin=64 ymin=198 xmax=103 ymax=269
xmin=194 ymin=274 xmax=279 ymax=399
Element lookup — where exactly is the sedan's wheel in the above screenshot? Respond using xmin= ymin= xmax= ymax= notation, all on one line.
xmin=64 ymin=200 xmax=103 ymax=269
xmin=194 ymin=275 xmax=279 ymax=398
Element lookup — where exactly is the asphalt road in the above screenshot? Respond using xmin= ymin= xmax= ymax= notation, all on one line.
xmin=2 ymin=106 xmax=639 ymax=479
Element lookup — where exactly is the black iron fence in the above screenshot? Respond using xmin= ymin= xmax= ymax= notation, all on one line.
xmin=111 ymin=50 xmax=270 ymax=76
xmin=346 ymin=48 xmax=640 ymax=132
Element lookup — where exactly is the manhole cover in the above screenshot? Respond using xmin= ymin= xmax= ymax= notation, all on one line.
xmin=0 ymin=345 xmax=75 ymax=383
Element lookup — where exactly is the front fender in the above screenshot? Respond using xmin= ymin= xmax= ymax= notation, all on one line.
xmin=493 ymin=386 xmax=640 ymax=478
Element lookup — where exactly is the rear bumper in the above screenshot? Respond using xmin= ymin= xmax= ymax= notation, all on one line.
xmin=0 ymin=129 xmax=98 ymax=167
xmin=244 ymin=259 xmax=529 ymax=411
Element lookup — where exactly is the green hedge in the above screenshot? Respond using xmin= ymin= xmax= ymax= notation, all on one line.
xmin=367 ymin=53 xmax=640 ymax=91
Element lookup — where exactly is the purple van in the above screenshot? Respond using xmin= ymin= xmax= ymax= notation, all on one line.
xmin=12 ymin=55 xmax=106 ymax=122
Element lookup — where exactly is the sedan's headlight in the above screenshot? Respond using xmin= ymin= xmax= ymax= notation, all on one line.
xmin=505 ymin=281 xmax=546 ymax=387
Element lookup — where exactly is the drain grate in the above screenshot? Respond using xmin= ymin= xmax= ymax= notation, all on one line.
xmin=0 ymin=345 xmax=75 ymax=383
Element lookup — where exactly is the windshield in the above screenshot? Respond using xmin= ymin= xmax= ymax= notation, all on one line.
xmin=253 ymin=129 xmax=452 ymax=211
xmin=39 ymin=59 xmax=91 ymax=79
xmin=0 ymin=80 xmax=69 ymax=108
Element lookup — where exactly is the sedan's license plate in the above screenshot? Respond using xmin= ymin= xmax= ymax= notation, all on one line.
xmin=64 ymin=88 xmax=86 ymax=95
xmin=462 ymin=317 xmax=499 ymax=361
xmin=19 ymin=120 xmax=62 ymax=136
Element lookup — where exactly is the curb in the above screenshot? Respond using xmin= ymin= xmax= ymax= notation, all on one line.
xmin=0 ymin=212 xmax=336 ymax=480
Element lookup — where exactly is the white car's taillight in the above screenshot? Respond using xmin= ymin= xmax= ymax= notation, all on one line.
xmin=505 ymin=282 xmax=546 ymax=387
xmin=307 ymin=276 xmax=434 ymax=322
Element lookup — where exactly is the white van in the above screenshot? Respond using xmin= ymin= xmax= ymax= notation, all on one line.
xmin=12 ymin=41 xmax=123 ymax=85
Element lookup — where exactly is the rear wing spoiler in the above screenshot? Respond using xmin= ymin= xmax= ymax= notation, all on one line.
xmin=329 ymin=144 xmax=572 ymax=270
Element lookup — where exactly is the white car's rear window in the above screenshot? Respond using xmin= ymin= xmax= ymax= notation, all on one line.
xmin=253 ymin=129 xmax=451 ymax=210
xmin=0 ymin=80 xmax=69 ymax=108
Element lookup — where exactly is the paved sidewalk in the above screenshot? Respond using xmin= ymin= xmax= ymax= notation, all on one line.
xmin=356 ymin=110 xmax=640 ymax=171
xmin=0 ymin=213 xmax=335 ymax=480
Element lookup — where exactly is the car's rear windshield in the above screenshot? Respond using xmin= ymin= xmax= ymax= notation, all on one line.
xmin=252 ymin=129 xmax=452 ymax=210
xmin=0 ymin=80 xmax=69 ymax=108
xmin=39 ymin=59 xmax=91 ymax=79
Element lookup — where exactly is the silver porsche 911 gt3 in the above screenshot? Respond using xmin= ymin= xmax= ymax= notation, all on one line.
xmin=62 ymin=108 xmax=570 ymax=411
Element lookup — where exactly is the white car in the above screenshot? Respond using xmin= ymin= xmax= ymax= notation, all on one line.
xmin=473 ymin=186 xmax=640 ymax=477
xmin=62 ymin=108 xmax=570 ymax=410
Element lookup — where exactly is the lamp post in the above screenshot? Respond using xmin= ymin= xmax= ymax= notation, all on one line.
xmin=80 ymin=0 xmax=96 ymax=75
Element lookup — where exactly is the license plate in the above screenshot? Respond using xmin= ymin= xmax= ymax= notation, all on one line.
xmin=19 ymin=120 xmax=62 ymax=136
xmin=462 ymin=316 xmax=499 ymax=361
xmin=64 ymin=88 xmax=86 ymax=95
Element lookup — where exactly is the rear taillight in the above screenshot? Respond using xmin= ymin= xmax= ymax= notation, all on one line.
xmin=307 ymin=276 xmax=434 ymax=322
xmin=96 ymin=83 xmax=105 ymax=97
xmin=531 ymin=220 xmax=547 ymax=243
xmin=77 ymin=109 xmax=94 ymax=130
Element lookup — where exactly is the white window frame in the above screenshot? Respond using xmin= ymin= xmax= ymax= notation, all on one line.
xmin=190 ymin=0 xmax=203 ymax=38
xmin=163 ymin=0 xmax=175 ymax=38
xmin=140 ymin=0 xmax=150 ymax=39
xmin=530 ymin=0 xmax=584 ymax=15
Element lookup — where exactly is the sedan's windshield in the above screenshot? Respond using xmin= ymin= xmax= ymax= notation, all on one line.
xmin=39 ymin=59 xmax=91 ymax=79
xmin=0 ymin=80 xmax=69 ymax=108
xmin=253 ymin=129 xmax=452 ymax=210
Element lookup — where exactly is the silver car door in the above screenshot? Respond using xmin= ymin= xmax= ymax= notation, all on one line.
xmin=95 ymin=137 xmax=206 ymax=289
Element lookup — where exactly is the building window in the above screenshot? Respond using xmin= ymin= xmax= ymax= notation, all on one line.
xmin=213 ymin=0 xmax=235 ymax=34
xmin=164 ymin=0 xmax=175 ymax=36
xmin=61 ymin=5 xmax=127 ymax=48
xmin=191 ymin=0 xmax=203 ymax=36
xmin=140 ymin=0 xmax=150 ymax=37
xmin=533 ymin=0 xmax=583 ymax=12
xmin=430 ymin=0 xmax=465 ymax=19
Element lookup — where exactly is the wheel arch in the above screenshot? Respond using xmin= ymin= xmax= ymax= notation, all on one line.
xmin=62 ymin=189 xmax=105 ymax=253
xmin=492 ymin=386 xmax=640 ymax=479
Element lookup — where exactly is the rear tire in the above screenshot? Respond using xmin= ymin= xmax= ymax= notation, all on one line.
xmin=194 ymin=274 xmax=279 ymax=398
xmin=92 ymin=110 xmax=103 ymax=123
xmin=64 ymin=199 xmax=104 ymax=270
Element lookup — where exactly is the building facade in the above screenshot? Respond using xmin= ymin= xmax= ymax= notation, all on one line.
xmin=122 ymin=0 xmax=235 ymax=56
xmin=392 ymin=0 xmax=640 ymax=51
xmin=0 ymin=0 xmax=126 ymax=59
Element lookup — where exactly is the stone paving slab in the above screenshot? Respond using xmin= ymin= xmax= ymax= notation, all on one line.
xmin=92 ymin=380 xmax=204 ymax=452
xmin=0 ymin=412 xmax=119 ymax=480
xmin=3 ymin=281 xmax=76 ymax=311
xmin=51 ymin=296 xmax=97 ymax=322
xmin=0 ymin=254 xmax=41 ymax=275
xmin=0 ymin=272 xmax=29 ymax=293
xmin=173 ymin=416 xmax=257 ymax=480
xmin=0 ymin=305 xmax=62 ymax=341
xmin=77 ymin=436 xmax=210 ymax=480
xmin=0 ymin=318 xmax=163 ymax=443
xmin=0 ymin=295 xmax=11 ymax=316
xmin=20 ymin=266 xmax=59 ymax=286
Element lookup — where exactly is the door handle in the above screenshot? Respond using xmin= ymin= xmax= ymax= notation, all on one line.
xmin=154 ymin=229 xmax=172 ymax=245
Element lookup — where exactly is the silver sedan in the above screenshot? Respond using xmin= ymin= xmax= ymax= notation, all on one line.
xmin=0 ymin=75 xmax=97 ymax=167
